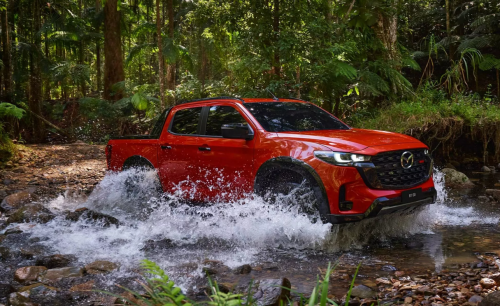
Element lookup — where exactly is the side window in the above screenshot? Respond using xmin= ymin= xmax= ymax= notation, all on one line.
xmin=205 ymin=106 xmax=248 ymax=136
xmin=170 ymin=107 xmax=202 ymax=135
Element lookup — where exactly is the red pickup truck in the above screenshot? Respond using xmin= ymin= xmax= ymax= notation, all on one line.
xmin=106 ymin=97 xmax=436 ymax=224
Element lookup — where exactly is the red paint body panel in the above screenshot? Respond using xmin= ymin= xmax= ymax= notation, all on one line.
xmin=106 ymin=97 xmax=435 ymax=223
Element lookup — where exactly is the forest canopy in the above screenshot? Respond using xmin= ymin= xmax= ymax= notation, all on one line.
xmin=0 ymin=0 xmax=499 ymax=147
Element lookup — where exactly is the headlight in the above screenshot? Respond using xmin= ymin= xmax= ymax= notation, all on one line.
xmin=314 ymin=151 xmax=371 ymax=166
xmin=424 ymin=149 xmax=430 ymax=156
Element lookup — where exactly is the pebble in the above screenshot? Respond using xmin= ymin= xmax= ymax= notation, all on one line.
xmin=480 ymin=278 xmax=496 ymax=289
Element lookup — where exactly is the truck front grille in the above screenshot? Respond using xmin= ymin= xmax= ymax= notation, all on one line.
xmin=371 ymin=149 xmax=430 ymax=189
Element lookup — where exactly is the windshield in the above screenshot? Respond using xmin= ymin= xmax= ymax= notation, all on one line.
xmin=243 ymin=102 xmax=349 ymax=132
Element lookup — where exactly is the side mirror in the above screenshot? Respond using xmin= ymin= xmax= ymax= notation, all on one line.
xmin=221 ymin=123 xmax=254 ymax=140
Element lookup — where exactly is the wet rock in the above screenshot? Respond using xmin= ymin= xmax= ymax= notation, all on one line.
xmin=262 ymin=263 xmax=279 ymax=271
xmin=474 ymin=285 xmax=483 ymax=293
xmin=4 ymin=227 xmax=22 ymax=235
xmin=0 ymin=283 xmax=15 ymax=300
xmin=14 ymin=266 xmax=47 ymax=284
xmin=479 ymin=291 xmax=500 ymax=306
xmin=6 ymin=204 xmax=55 ymax=224
xmin=479 ymin=278 xmax=496 ymax=289
xmin=63 ymin=207 xmax=88 ymax=222
xmin=35 ymin=254 xmax=76 ymax=269
xmin=140 ymin=238 xmax=175 ymax=251
xmin=381 ymin=265 xmax=397 ymax=272
xmin=482 ymin=166 xmax=492 ymax=172
xmin=42 ymin=267 xmax=83 ymax=282
xmin=469 ymin=295 xmax=483 ymax=304
xmin=0 ymin=191 xmax=35 ymax=213
xmin=8 ymin=292 xmax=35 ymax=306
xmin=253 ymin=278 xmax=291 ymax=306
xmin=0 ymin=189 xmax=7 ymax=203
xmin=234 ymin=264 xmax=252 ymax=274
xmin=202 ymin=267 xmax=218 ymax=276
xmin=78 ymin=210 xmax=120 ymax=227
xmin=478 ymin=196 xmax=490 ymax=202
xmin=405 ymin=241 xmax=424 ymax=249
xmin=69 ymin=280 xmax=95 ymax=292
xmin=84 ymin=260 xmax=119 ymax=274
xmin=485 ymin=190 xmax=500 ymax=202
xmin=441 ymin=168 xmax=474 ymax=188
xmin=444 ymin=163 xmax=456 ymax=170
xmin=350 ymin=285 xmax=376 ymax=299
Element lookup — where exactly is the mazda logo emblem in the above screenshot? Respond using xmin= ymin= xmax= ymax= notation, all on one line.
xmin=401 ymin=151 xmax=414 ymax=169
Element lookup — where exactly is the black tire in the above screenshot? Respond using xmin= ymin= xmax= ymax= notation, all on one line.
xmin=122 ymin=164 xmax=163 ymax=196
xmin=255 ymin=164 xmax=330 ymax=223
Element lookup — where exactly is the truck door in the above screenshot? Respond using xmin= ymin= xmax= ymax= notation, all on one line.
xmin=195 ymin=104 xmax=255 ymax=201
xmin=157 ymin=106 xmax=204 ymax=200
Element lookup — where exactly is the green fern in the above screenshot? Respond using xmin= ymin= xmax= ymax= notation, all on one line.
xmin=0 ymin=103 xmax=25 ymax=120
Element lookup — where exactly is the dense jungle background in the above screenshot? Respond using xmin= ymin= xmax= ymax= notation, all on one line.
xmin=0 ymin=0 xmax=499 ymax=166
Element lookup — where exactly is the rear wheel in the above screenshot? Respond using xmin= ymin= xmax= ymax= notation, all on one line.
xmin=122 ymin=164 xmax=163 ymax=196
xmin=256 ymin=164 xmax=330 ymax=223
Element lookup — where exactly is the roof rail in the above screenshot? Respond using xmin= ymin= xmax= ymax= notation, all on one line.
xmin=178 ymin=96 xmax=245 ymax=104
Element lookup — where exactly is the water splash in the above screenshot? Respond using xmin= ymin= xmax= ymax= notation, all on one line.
xmin=22 ymin=167 xmax=499 ymax=279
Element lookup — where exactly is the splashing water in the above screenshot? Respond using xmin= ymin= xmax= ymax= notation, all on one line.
xmin=22 ymin=167 xmax=500 ymax=284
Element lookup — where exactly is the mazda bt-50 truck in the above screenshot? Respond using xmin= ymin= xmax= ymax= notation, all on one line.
xmin=106 ymin=97 xmax=436 ymax=223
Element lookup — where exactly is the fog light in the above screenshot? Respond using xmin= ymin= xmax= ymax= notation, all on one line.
xmin=339 ymin=201 xmax=353 ymax=211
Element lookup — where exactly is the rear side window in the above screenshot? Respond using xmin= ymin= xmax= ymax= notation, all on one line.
xmin=205 ymin=106 xmax=248 ymax=136
xmin=170 ymin=107 xmax=202 ymax=135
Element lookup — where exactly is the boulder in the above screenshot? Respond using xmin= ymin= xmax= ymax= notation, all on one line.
xmin=84 ymin=260 xmax=119 ymax=274
xmin=7 ymin=204 xmax=55 ymax=224
xmin=233 ymin=264 xmax=252 ymax=275
xmin=14 ymin=267 xmax=47 ymax=284
xmin=0 ymin=191 xmax=35 ymax=213
xmin=480 ymin=291 xmax=500 ymax=306
xmin=441 ymin=168 xmax=474 ymax=188
xmin=350 ymin=285 xmax=376 ymax=299
xmin=35 ymin=254 xmax=76 ymax=269
xmin=4 ymin=227 xmax=22 ymax=235
xmin=42 ymin=267 xmax=83 ymax=282
xmin=140 ymin=239 xmax=175 ymax=251
xmin=69 ymin=280 xmax=95 ymax=292
xmin=482 ymin=166 xmax=492 ymax=172
xmin=253 ymin=278 xmax=291 ymax=306
xmin=485 ymin=190 xmax=500 ymax=202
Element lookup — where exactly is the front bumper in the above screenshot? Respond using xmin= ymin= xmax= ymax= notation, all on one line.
xmin=327 ymin=187 xmax=437 ymax=224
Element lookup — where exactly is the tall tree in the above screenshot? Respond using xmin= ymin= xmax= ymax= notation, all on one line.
xmin=29 ymin=0 xmax=44 ymax=142
xmin=95 ymin=0 xmax=102 ymax=94
xmin=103 ymin=0 xmax=125 ymax=100
xmin=156 ymin=0 xmax=165 ymax=109
xmin=1 ymin=2 xmax=12 ymax=102
xmin=166 ymin=0 xmax=175 ymax=104
xmin=272 ymin=0 xmax=280 ymax=77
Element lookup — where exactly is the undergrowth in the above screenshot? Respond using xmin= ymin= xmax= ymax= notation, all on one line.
xmin=101 ymin=260 xmax=365 ymax=306
xmin=351 ymin=87 xmax=500 ymax=162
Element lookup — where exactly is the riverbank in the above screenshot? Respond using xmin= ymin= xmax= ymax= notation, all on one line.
xmin=1 ymin=144 xmax=500 ymax=306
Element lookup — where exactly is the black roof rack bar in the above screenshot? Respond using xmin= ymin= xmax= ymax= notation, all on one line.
xmin=178 ymin=96 xmax=245 ymax=104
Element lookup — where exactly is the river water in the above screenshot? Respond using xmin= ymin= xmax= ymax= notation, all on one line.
xmin=12 ymin=169 xmax=500 ymax=297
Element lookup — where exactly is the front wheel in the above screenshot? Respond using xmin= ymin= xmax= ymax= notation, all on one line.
xmin=256 ymin=165 xmax=330 ymax=223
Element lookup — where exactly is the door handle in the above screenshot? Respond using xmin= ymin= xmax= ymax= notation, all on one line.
xmin=198 ymin=146 xmax=211 ymax=151
xmin=161 ymin=145 xmax=172 ymax=150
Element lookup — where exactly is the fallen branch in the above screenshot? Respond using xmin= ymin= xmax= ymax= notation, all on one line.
xmin=24 ymin=108 xmax=72 ymax=138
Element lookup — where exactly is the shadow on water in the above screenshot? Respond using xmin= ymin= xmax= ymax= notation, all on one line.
xmin=14 ymin=168 xmax=500 ymax=296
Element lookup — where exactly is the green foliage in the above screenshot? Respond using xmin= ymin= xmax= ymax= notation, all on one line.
xmin=354 ymin=88 xmax=500 ymax=133
xmin=0 ymin=103 xmax=26 ymax=119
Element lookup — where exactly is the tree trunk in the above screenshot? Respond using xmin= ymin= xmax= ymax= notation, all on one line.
xmin=333 ymin=95 xmax=341 ymax=118
xmin=103 ymin=0 xmax=125 ymax=101
xmin=445 ymin=0 xmax=452 ymax=58
xmin=372 ymin=5 xmax=399 ymax=63
xmin=272 ymin=0 xmax=280 ymax=78
xmin=296 ymin=66 xmax=300 ymax=98
xmin=166 ymin=0 xmax=175 ymax=104
xmin=30 ymin=0 xmax=44 ymax=142
xmin=44 ymin=32 xmax=51 ymax=100
xmin=1 ymin=7 xmax=12 ymax=102
xmin=96 ymin=0 xmax=102 ymax=95
xmin=156 ymin=0 xmax=165 ymax=110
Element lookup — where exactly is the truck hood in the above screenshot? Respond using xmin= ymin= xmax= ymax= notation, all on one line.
xmin=276 ymin=129 xmax=425 ymax=153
